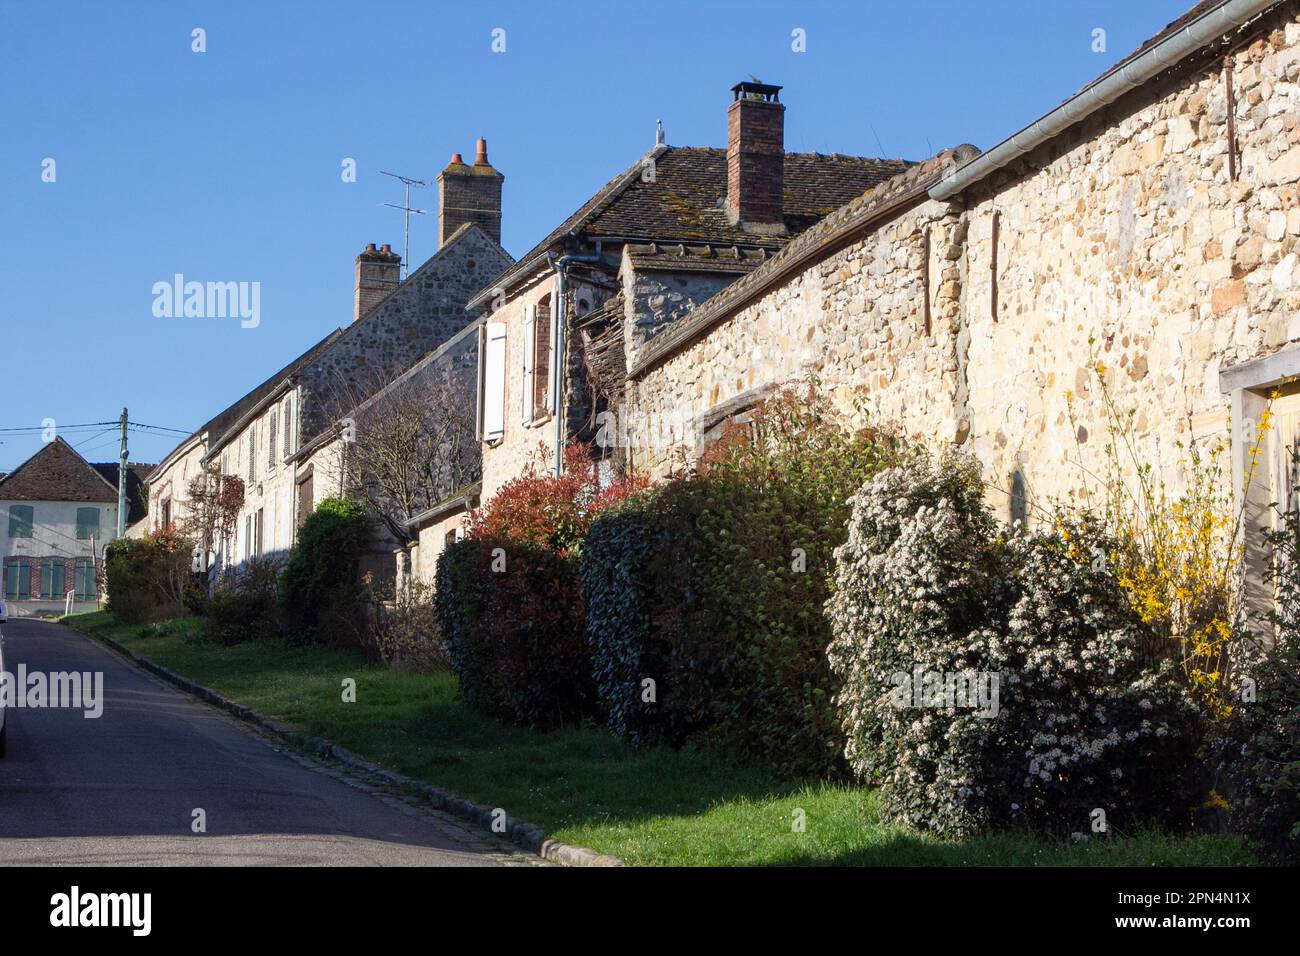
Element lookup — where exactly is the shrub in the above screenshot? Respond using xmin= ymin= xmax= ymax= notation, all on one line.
xmin=437 ymin=537 xmax=592 ymax=726
xmin=1216 ymin=489 xmax=1300 ymax=863
xmin=582 ymin=384 xmax=902 ymax=776
xmin=279 ymin=497 xmax=370 ymax=645
xmin=1068 ymin=359 xmax=1243 ymax=717
xmin=205 ymin=556 xmax=283 ymax=646
xmin=581 ymin=501 xmax=672 ymax=747
xmin=372 ymin=580 xmax=447 ymax=671
xmin=104 ymin=528 xmax=193 ymax=624
xmin=468 ymin=442 xmax=647 ymax=554
xmin=826 ymin=454 xmax=1202 ymax=837
xmin=437 ymin=442 xmax=640 ymax=727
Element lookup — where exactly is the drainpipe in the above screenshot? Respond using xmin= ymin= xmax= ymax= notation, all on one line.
xmin=928 ymin=0 xmax=1278 ymax=202
xmin=547 ymin=241 xmax=604 ymax=477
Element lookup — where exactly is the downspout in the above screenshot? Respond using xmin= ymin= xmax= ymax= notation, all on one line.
xmin=547 ymin=241 xmax=604 ymax=477
xmin=928 ymin=0 xmax=1278 ymax=202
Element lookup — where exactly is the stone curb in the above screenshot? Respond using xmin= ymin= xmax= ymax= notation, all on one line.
xmin=73 ymin=623 xmax=625 ymax=868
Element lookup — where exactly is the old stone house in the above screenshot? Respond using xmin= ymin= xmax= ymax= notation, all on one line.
xmin=618 ymin=0 xmax=1300 ymax=623
xmin=1 ymin=438 xmax=150 ymax=608
xmin=147 ymin=141 xmax=512 ymax=588
xmin=470 ymin=82 xmax=907 ymax=500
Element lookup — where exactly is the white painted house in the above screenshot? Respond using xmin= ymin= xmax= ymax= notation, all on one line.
xmin=0 ymin=438 xmax=151 ymax=608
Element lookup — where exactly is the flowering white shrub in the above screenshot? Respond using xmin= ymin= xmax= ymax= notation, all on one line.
xmin=826 ymin=455 xmax=1202 ymax=837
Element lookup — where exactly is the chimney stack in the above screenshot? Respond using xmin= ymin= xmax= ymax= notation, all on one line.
xmin=354 ymin=242 xmax=401 ymax=321
xmin=436 ymin=137 xmax=504 ymax=248
xmin=726 ymin=81 xmax=786 ymax=233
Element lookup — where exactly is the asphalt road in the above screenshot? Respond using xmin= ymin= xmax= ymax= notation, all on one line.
xmin=0 ymin=618 xmax=534 ymax=866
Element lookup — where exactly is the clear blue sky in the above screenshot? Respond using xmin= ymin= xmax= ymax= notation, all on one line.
xmin=0 ymin=0 xmax=1194 ymax=471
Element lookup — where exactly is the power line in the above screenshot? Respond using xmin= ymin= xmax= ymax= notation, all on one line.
xmin=0 ymin=420 xmax=192 ymax=436
xmin=72 ymin=428 xmax=119 ymax=451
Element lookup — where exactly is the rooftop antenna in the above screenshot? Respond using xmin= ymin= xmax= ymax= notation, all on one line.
xmin=379 ymin=170 xmax=428 ymax=280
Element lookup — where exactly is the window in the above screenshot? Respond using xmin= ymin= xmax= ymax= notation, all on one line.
xmin=268 ymin=409 xmax=278 ymax=470
xmin=40 ymin=559 xmax=66 ymax=599
xmin=5 ymin=560 xmax=30 ymax=600
xmin=534 ymin=296 xmax=552 ymax=419
xmin=522 ymin=298 xmax=553 ymax=425
xmin=282 ymin=398 xmax=293 ymax=458
xmin=160 ymin=498 xmax=172 ymax=530
xmin=248 ymin=428 xmax=256 ymax=482
xmin=76 ymin=507 xmax=100 ymax=540
xmin=8 ymin=504 xmax=33 ymax=538
xmin=74 ymin=559 xmax=96 ymax=600
xmin=478 ymin=322 xmax=507 ymax=442
xmin=254 ymin=508 xmax=264 ymax=557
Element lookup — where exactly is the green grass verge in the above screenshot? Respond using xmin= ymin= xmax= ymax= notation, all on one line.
xmin=64 ymin=610 xmax=1257 ymax=867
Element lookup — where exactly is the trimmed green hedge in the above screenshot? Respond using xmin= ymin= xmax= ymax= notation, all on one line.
xmin=581 ymin=386 xmax=902 ymax=777
xmin=436 ymin=537 xmax=594 ymax=728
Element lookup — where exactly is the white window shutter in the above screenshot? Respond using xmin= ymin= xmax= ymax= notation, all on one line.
xmin=521 ymin=305 xmax=535 ymax=425
xmin=482 ymin=322 xmax=507 ymax=442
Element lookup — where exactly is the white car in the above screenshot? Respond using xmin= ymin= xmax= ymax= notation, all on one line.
xmin=0 ymin=596 xmax=7 ymax=758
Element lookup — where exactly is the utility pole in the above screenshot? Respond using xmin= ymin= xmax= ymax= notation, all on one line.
xmin=116 ymin=407 xmax=128 ymax=538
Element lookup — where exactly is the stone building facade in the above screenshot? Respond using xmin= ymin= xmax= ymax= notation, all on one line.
xmin=471 ymin=83 xmax=908 ymax=501
xmin=147 ymin=143 xmax=513 ymax=584
xmin=622 ymin=0 xmax=1300 ymax=619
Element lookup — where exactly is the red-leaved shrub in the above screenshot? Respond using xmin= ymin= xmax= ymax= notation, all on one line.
xmin=437 ymin=442 xmax=645 ymax=727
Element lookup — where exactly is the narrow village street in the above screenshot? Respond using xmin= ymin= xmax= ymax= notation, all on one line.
xmin=0 ymin=619 xmax=534 ymax=866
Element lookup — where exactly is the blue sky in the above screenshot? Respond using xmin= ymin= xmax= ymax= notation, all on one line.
xmin=0 ymin=0 xmax=1194 ymax=471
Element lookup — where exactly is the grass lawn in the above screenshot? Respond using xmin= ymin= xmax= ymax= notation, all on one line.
xmin=64 ymin=610 xmax=1257 ymax=867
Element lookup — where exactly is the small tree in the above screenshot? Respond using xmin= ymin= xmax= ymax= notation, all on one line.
xmin=180 ymin=464 xmax=244 ymax=565
xmin=324 ymin=362 xmax=479 ymax=545
xmin=279 ymin=497 xmax=372 ymax=645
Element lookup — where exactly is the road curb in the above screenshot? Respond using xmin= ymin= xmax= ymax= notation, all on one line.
xmin=72 ymin=622 xmax=625 ymax=868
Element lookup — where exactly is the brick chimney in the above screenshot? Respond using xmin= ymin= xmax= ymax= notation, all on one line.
xmin=436 ymin=137 xmax=504 ymax=248
xmin=726 ymin=81 xmax=785 ymax=233
xmin=354 ymin=242 xmax=401 ymax=321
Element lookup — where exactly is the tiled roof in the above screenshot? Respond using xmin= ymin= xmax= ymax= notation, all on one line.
xmin=0 ymin=438 xmax=120 ymax=503
xmin=90 ymin=462 xmax=155 ymax=525
xmin=472 ymin=145 xmax=910 ymax=305
xmin=630 ymin=145 xmax=981 ymax=377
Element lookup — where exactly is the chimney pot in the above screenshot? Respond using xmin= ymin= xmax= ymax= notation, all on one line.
xmin=436 ymin=138 xmax=504 ymax=248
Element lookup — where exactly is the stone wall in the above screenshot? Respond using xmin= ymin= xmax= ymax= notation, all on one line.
xmin=619 ymin=249 xmax=753 ymax=372
xmin=626 ymin=3 xmax=1300 ymax=529
xmin=298 ymin=224 xmax=512 ymax=440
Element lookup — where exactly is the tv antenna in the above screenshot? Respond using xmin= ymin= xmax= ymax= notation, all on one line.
xmin=380 ymin=170 xmax=428 ymax=280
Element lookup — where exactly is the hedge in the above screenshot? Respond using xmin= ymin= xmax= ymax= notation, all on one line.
xmin=581 ymin=385 xmax=902 ymax=777
xmin=278 ymin=497 xmax=371 ymax=645
xmin=826 ymin=454 xmax=1203 ymax=837
xmin=436 ymin=537 xmax=593 ymax=727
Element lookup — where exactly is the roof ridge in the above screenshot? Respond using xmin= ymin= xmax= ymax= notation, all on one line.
xmin=628 ymin=144 xmax=979 ymax=377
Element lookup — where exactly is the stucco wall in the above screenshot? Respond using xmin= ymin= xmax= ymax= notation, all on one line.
xmin=479 ymin=272 xmax=609 ymax=500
